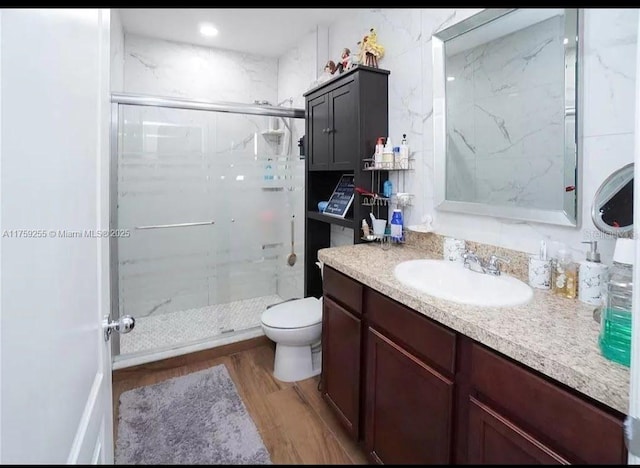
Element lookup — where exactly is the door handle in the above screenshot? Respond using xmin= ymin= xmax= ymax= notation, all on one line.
xmin=103 ymin=314 xmax=135 ymax=342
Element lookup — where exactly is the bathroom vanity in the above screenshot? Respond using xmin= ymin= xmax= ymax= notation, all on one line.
xmin=319 ymin=244 xmax=629 ymax=465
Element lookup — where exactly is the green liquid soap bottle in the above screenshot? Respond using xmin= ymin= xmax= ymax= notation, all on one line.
xmin=599 ymin=238 xmax=634 ymax=367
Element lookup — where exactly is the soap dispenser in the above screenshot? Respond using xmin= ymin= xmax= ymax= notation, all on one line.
xmin=578 ymin=241 xmax=609 ymax=305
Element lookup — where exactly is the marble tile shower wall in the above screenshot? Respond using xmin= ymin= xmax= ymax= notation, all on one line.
xmin=110 ymin=8 xmax=124 ymax=92
xmin=123 ymin=33 xmax=278 ymax=103
xmin=325 ymin=8 xmax=637 ymax=263
xmin=446 ymin=15 xmax=566 ymax=211
xmin=276 ymin=30 xmax=319 ymax=299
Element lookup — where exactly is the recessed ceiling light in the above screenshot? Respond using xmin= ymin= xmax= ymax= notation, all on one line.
xmin=200 ymin=23 xmax=218 ymax=37
xmin=447 ymin=76 xmax=455 ymax=82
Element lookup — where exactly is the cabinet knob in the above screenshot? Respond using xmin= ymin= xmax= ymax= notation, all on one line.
xmin=322 ymin=128 xmax=328 ymax=133
xmin=328 ymin=128 xmax=335 ymax=133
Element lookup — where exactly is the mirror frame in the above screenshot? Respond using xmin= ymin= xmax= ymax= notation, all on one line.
xmin=591 ymin=162 xmax=634 ymax=237
xmin=432 ymin=8 xmax=582 ymax=227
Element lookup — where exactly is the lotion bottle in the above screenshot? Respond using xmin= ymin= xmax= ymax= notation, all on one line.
xmin=382 ymin=136 xmax=394 ymax=165
xmin=578 ymin=241 xmax=609 ymax=306
xmin=390 ymin=209 xmax=404 ymax=241
xmin=374 ymin=137 xmax=385 ymax=168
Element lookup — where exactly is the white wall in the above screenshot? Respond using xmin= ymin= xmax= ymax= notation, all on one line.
xmin=325 ymin=8 xmax=637 ymax=263
xmin=123 ymin=33 xmax=278 ymax=104
xmin=110 ymin=8 xmax=124 ymax=92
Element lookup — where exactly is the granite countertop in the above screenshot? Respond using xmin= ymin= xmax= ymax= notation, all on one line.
xmin=318 ymin=243 xmax=630 ymax=414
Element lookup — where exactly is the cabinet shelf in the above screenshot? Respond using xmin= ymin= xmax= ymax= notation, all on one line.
xmin=307 ymin=211 xmax=354 ymax=228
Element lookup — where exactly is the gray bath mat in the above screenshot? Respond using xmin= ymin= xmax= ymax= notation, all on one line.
xmin=115 ymin=364 xmax=272 ymax=464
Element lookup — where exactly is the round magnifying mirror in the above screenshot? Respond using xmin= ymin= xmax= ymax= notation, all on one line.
xmin=591 ymin=162 xmax=633 ymax=236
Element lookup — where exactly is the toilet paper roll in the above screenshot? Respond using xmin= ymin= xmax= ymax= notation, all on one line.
xmin=528 ymin=256 xmax=551 ymax=290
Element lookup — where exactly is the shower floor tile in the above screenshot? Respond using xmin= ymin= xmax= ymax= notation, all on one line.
xmin=119 ymin=294 xmax=284 ymax=356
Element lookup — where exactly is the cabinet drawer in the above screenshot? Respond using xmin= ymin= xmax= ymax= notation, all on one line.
xmin=470 ymin=343 xmax=626 ymax=464
xmin=365 ymin=289 xmax=456 ymax=374
xmin=323 ymin=266 xmax=362 ymax=315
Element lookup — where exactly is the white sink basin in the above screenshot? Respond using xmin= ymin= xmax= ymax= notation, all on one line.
xmin=394 ymin=259 xmax=533 ymax=307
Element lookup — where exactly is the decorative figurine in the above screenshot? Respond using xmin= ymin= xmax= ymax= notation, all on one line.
xmin=336 ymin=48 xmax=354 ymax=74
xmin=324 ymin=60 xmax=337 ymax=75
xmin=357 ymin=28 xmax=385 ymax=68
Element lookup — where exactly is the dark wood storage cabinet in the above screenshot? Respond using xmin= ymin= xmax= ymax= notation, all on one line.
xmin=321 ymin=296 xmax=361 ymax=439
xmin=321 ymin=264 xmax=628 ymax=465
xmin=307 ymin=79 xmax=358 ymax=171
xmin=304 ymin=66 xmax=389 ymax=298
xmin=365 ymin=327 xmax=453 ymax=464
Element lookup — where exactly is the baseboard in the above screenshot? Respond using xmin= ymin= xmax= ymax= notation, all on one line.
xmin=112 ymin=335 xmax=271 ymax=383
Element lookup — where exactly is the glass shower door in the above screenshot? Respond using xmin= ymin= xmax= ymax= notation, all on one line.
xmin=113 ymin=103 xmax=300 ymax=360
xmin=116 ymin=104 xmax=217 ymax=356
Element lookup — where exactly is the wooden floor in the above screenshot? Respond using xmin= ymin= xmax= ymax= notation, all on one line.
xmin=113 ymin=343 xmax=368 ymax=464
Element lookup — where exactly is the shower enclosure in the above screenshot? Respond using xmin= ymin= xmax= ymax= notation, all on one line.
xmin=110 ymin=94 xmax=305 ymax=366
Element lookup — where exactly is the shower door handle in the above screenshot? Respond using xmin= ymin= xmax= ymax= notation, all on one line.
xmin=135 ymin=220 xmax=216 ymax=230
xmin=103 ymin=314 xmax=135 ymax=342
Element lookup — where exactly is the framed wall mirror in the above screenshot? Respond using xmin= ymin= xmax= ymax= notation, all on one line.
xmin=433 ymin=8 xmax=580 ymax=226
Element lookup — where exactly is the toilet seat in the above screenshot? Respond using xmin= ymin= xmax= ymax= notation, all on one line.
xmin=261 ymin=297 xmax=322 ymax=329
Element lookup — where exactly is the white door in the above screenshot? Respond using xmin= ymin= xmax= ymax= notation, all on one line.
xmin=631 ymin=12 xmax=640 ymax=465
xmin=0 ymin=9 xmax=114 ymax=463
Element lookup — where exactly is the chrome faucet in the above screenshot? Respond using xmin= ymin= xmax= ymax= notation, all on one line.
xmin=462 ymin=250 xmax=510 ymax=276
xmin=461 ymin=250 xmax=486 ymax=274
xmin=485 ymin=254 xmax=511 ymax=276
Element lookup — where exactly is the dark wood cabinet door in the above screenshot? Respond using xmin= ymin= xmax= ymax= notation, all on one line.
xmin=328 ymin=81 xmax=357 ymax=170
xmin=321 ymin=296 xmax=361 ymax=438
xmin=365 ymin=327 xmax=453 ymax=464
xmin=308 ymin=93 xmax=329 ymax=170
xmin=467 ymin=396 xmax=569 ymax=465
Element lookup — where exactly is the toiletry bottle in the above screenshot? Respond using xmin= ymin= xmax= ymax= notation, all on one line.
xmin=390 ymin=209 xmax=404 ymax=241
xmin=553 ymin=249 xmax=577 ymax=298
xmin=528 ymin=240 xmax=552 ymax=290
xmin=383 ymin=179 xmax=393 ymax=198
xmin=374 ymin=137 xmax=385 ymax=168
xmin=578 ymin=241 xmax=609 ymax=306
xmin=599 ymin=238 xmax=634 ymax=367
xmin=382 ymin=136 xmax=394 ymax=166
xmin=393 ymin=146 xmax=400 ymax=169
xmin=399 ymin=134 xmax=409 ymax=169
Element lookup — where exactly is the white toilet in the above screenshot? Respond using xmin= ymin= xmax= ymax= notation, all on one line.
xmin=261 ymin=296 xmax=323 ymax=382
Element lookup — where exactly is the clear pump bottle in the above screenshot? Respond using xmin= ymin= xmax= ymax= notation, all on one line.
xmin=553 ymin=249 xmax=577 ymax=299
xmin=599 ymin=238 xmax=634 ymax=367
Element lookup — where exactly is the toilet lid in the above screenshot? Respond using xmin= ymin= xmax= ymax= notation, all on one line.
xmin=262 ymin=297 xmax=322 ymax=329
